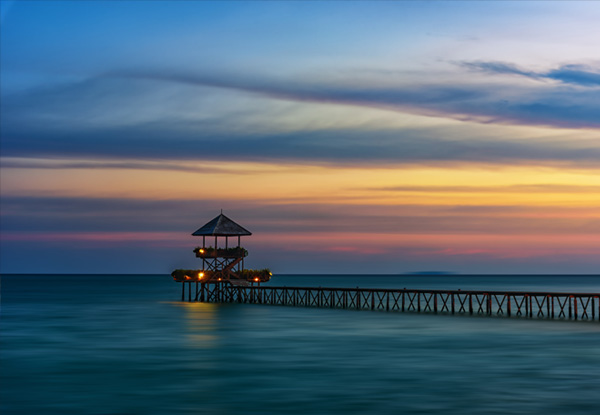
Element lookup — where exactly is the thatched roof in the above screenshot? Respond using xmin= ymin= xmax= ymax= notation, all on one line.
xmin=192 ymin=213 xmax=252 ymax=236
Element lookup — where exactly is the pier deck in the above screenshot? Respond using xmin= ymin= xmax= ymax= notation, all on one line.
xmin=181 ymin=282 xmax=600 ymax=322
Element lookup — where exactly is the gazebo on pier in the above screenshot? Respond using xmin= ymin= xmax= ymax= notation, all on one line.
xmin=171 ymin=213 xmax=271 ymax=300
xmin=192 ymin=213 xmax=252 ymax=282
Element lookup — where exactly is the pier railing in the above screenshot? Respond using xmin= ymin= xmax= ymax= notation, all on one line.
xmin=183 ymin=283 xmax=600 ymax=321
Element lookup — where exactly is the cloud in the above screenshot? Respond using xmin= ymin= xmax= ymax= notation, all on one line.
xmin=112 ymin=68 xmax=600 ymax=128
xmin=2 ymin=195 xmax=599 ymax=236
xmin=458 ymin=61 xmax=538 ymax=78
xmin=3 ymin=121 xmax=600 ymax=167
xmin=2 ymin=67 xmax=600 ymax=167
xmin=545 ymin=65 xmax=600 ymax=87
xmin=370 ymin=184 xmax=600 ymax=194
xmin=461 ymin=61 xmax=600 ymax=87
xmin=0 ymin=158 xmax=263 ymax=175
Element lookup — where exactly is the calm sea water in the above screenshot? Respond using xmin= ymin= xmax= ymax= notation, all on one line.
xmin=2 ymin=274 xmax=600 ymax=415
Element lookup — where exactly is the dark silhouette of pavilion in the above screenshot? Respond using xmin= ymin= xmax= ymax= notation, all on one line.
xmin=171 ymin=213 xmax=271 ymax=296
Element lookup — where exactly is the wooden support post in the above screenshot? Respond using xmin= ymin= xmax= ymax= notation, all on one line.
xmin=451 ymin=293 xmax=455 ymax=315
xmin=200 ymin=283 xmax=205 ymax=302
xmin=417 ymin=293 xmax=421 ymax=312
xmin=574 ymin=297 xmax=578 ymax=320
xmin=547 ymin=295 xmax=550 ymax=318
xmin=195 ymin=281 xmax=199 ymax=301
xmin=386 ymin=292 xmax=390 ymax=311
xmin=402 ymin=290 xmax=405 ymax=312
xmin=371 ymin=292 xmax=375 ymax=310
xmin=181 ymin=282 xmax=185 ymax=301
xmin=188 ymin=282 xmax=192 ymax=302
xmin=434 ymin=294 xmax=438 ymax=314
xmin=593 ymin=297 xmax=596 ymax=321
xmin=551 ymin=295 xmax=555 ymax=319
xmin=469 ymin=294 xmax=473 ymax=315
xmin=507 ymin=295 xmax=511 ymax=317
xmin=569 ymin=296 xmax=572 ymax=319
xmin=356 ymin=289 xmax=361 ymax=310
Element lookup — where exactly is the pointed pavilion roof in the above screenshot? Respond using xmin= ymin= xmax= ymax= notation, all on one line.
xmin=192 ymin=213 xmax=252 ymax=236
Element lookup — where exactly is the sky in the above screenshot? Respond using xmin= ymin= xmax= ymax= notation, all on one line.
xmin=1 ymin=1 xmax=599 ymax=274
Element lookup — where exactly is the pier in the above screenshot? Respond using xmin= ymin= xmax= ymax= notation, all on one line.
xmin=173 ymin=213 xmax=598 ymax=322
xmin=179 ymin=282 xmax=600 ymax=322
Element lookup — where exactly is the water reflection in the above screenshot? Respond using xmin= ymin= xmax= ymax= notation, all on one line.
xmin=171 ymin=301 xmax=219 ymax=349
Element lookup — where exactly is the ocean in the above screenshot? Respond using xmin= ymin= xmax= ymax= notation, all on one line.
xmin=2 ymin=274 xmax=600 ymax=415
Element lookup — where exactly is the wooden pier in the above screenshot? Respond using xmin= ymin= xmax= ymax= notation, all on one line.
xmin=180 ymin=282 xmax=600 ymax=322
xmin=173 ymin=214 xmax=598 ymax=322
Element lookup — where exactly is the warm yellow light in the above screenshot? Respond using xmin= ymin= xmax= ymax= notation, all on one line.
xmin=218 ymin=278 xmax=222 ymax=281
xmin=269 ymin=272 xmax=273 ymax=276
xmin=254 ymin=277 xmax=259 ymax=282
xmin=198 ymin=272 xmax=204 ymax=279
xmin=199 ymin=249 xmax=205 ymax=254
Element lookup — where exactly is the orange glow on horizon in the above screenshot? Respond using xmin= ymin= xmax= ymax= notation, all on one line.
xmin=2 ymin=157 xmax=599 ymax=268
xmin=3 ymin=159 xmax=600 ymax=207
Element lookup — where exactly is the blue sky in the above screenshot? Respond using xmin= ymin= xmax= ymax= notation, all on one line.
xmin=1 ymin=1 xmax=599 ymax=274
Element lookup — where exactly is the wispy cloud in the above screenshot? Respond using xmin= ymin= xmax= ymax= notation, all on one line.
xmin=2 ymin=73 xmax=599 ymax=166
xmin=371 ymin=184 xmax=600 ymax=194
xmin=546 ymin=65 xmax=600 ymax=87
xmin=112 ymin=67 xmax=600 ymax=128
xmin=3 ymin=122 xmax=599 ymax=167
xmin=0 ymin=158 xmax=271 ymax=175
xmin=2 ymin=64 xmax=599 ymax=168
xmin=461 ymin=61 xmax=600 ymax=87
xmin=3 ymin=195 xmax=599 ymax=236
xmin=459 ymin=61 xmax=539 ymax=78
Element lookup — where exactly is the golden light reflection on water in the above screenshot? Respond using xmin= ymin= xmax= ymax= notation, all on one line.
xmin=168 ymin=301 xmax=219 ymax=349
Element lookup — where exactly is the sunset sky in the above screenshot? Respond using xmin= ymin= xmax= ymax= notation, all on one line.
xmin=1 ymin=1 xmax=599 ymax=274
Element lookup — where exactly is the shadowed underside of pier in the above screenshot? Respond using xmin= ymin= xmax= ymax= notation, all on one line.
xmin=181 ymin=282 xmax=600 ymax=322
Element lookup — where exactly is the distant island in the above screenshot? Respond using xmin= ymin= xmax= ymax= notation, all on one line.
xmin=403 ymin=271 xmax=457 ymax=275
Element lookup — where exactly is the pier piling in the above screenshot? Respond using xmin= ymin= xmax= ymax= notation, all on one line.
xmin=177 ymin=284 xmax=599 ymax=322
